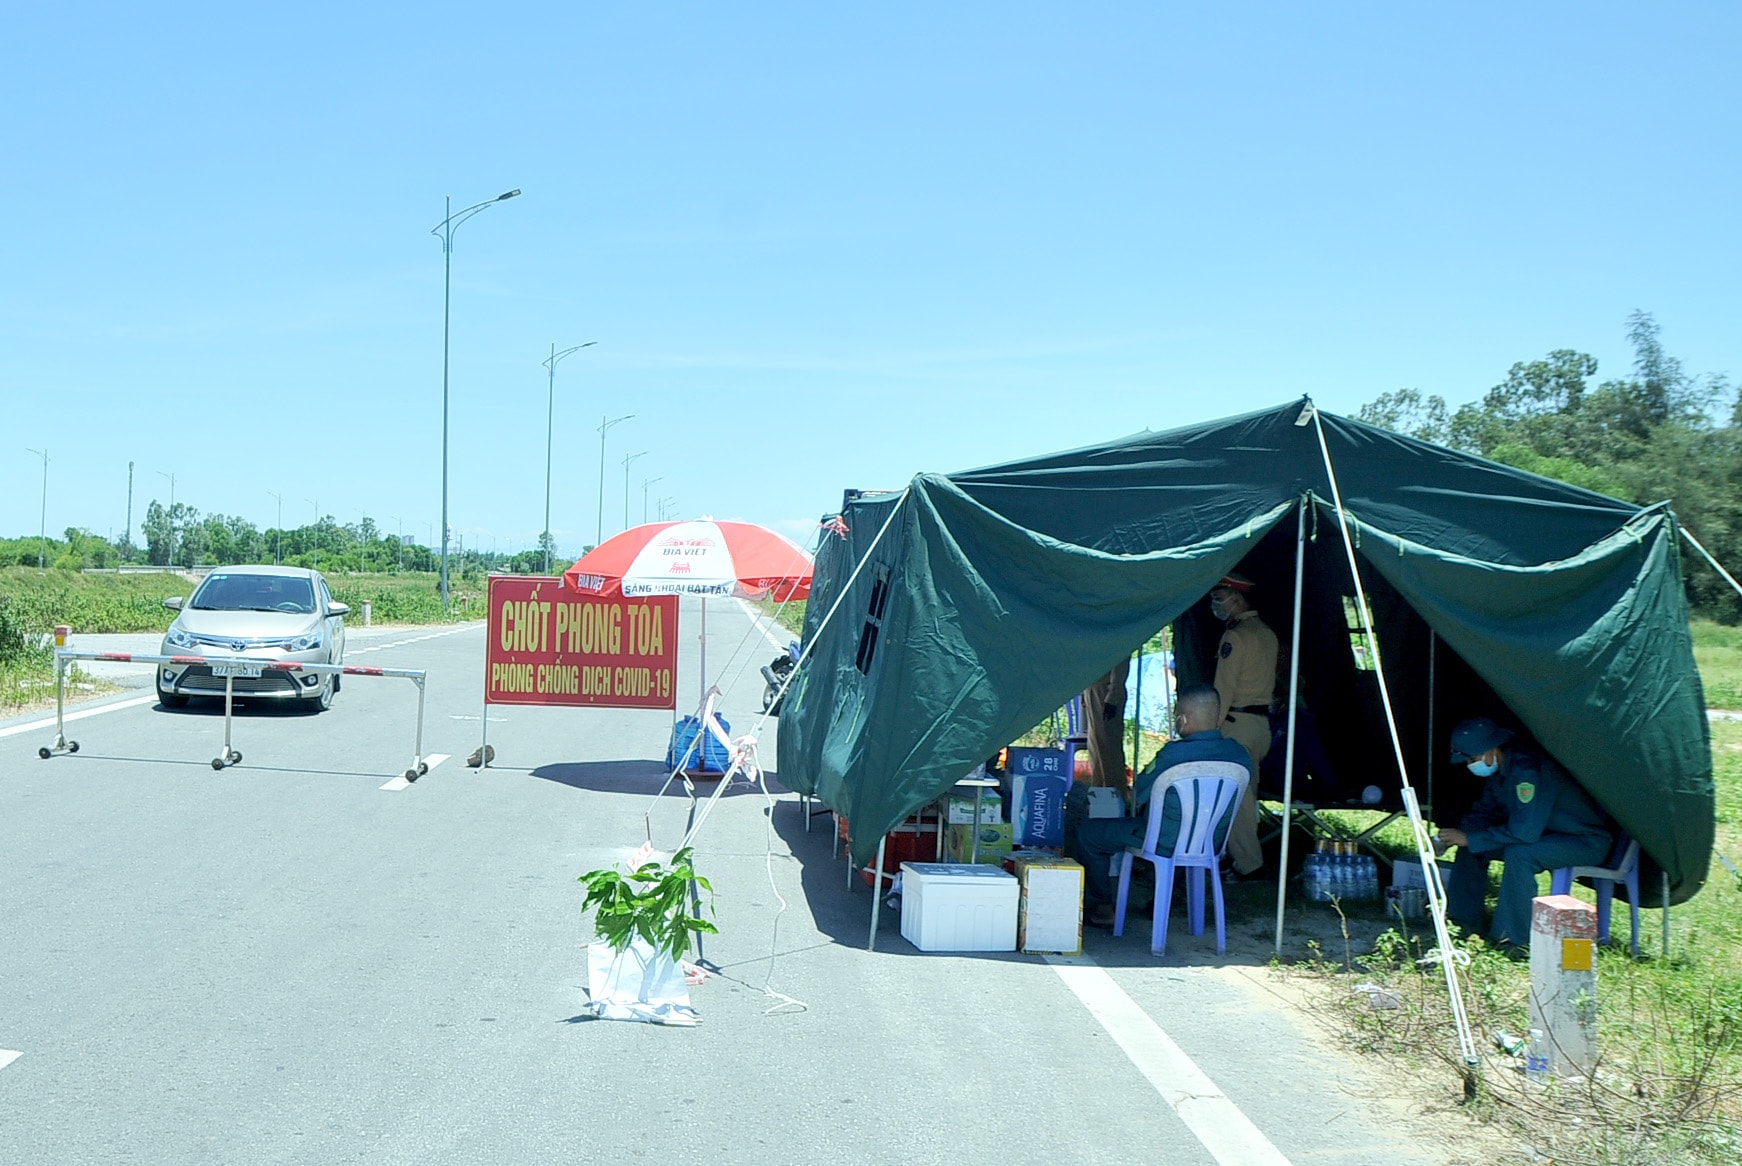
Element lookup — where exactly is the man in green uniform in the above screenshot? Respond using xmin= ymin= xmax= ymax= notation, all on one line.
xmin=1209 ymin=572 xmax=1277 ymax=877
xmin=1438 ymin=717 xmax=1613 ymax=949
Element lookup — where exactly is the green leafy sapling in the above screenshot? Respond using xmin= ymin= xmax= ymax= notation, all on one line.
xmin=579 ymin=846 xmax=718 ymax=963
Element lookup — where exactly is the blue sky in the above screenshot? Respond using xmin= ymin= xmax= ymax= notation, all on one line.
xmin=3 ymin=3 xmax=1737 ymax=559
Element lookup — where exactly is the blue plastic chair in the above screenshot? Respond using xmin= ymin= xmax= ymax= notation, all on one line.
xmin=1112 ymin=760 xmax=1249 ymax=955
xmin=1550 ymin=832 xmax=1642 ymax=957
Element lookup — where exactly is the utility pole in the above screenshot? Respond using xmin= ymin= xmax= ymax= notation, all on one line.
xmin=126 ymin=461 xmax=134 ymax=559
xmin=26 ymin=447 xmax=48 ymax=569
xmin=642 ymin=476 xmax=664 ymax=525
xmin=157 ymin=470 xmax=177 ymax=568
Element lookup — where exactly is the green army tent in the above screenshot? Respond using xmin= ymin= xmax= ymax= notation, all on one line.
xmin=779 ymin=398 xmax=1714 ymax=909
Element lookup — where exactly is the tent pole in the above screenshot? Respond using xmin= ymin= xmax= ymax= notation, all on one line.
xmin=1680 ymin=525 xmax=1742 ymax=602
xmin=1426 ymin=632 xmax=1436 ymax=820
xmin=1662 ymin=871 xmax=1671 ymax=958
xmin=1273 ymin=496 xmax=1308 ymax=957
xmin=1131 ymin=644 xmax=1143 ymax=773
xmin=699 ymin=596 xmax=708 ymax=707
xmin=1309 ymin=402 xmax=1482 ymax=1085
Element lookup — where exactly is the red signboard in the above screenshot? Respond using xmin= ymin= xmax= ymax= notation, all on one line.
xmin=485 ymin=576 xmax=678 ymax=709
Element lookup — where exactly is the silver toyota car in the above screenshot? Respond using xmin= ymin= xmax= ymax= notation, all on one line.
xmin=156 ymin=565 xmax=349 ymax=711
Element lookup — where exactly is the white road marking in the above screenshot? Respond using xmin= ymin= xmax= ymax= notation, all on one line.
xmin=379 ymin=753 xmax=449 ymax=791
xmin=0 ymin=695 xmax=159 ymax=740
xmin=346 ymin=624 xmax=481 ymax=656
xmin=0 ymin=1050 xmax=20 ymax=1072
xmin=733 ymin=598 xmax=793 ymax=652
xmin=1046 ymin=957 xmax=1292 ymax=1166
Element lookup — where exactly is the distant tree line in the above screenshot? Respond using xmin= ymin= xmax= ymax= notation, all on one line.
xmin=1358 ymin=311 xmax=1741 ymax=619
xmin=0 ymin=513 xmax=562 ymax=579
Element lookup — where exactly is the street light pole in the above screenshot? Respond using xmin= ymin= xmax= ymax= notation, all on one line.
xmin=157 ymin=470 xmax=177 ymax=568
xmin=642 ymin=476 xmax=664 ymax=525
xmin=25 ymin=447 xmax=48 ymax=569
xmin=391 ymin=516 xmax=404 ymax=572
xmin=267 ymin=492 xmax=283 ymax=564
xmin=596 ymin=413 xmax=634 ymax=547
xmin=305 ymin=498 xmax=320 ymax=572
xmin=542 ymin=340 xmax=597 ymax=574
xmin=622 ymin=451 xmax=648 ymax=531
xmin=658 ymin=495 xmax=676 ymax=521
xmin=432 ymin=187 xmax=521 ymax=613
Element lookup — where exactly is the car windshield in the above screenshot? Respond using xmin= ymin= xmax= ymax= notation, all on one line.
xmin=191 ymin=574 xmax=317 ymax=615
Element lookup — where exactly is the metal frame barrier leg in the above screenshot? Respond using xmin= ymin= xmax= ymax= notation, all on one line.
xmin=41 ymin=650 xmax=429 ymax=781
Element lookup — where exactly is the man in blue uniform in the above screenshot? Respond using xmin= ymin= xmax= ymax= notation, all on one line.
xmin=1438 ymin=717 xmax=1612 ymax=949
xmin=1077 ymin=684 xmax=1252 ymax=928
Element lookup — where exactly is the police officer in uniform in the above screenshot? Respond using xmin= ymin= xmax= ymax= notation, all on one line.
xmin=1438 ymin=717 xmax=1612 ymax=949
xmin=1209 ymin=572 xmax=1277 ymax=877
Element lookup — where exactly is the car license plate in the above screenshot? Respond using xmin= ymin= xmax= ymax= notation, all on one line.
xmin=210 ymin=664 xmax=264 ymax=678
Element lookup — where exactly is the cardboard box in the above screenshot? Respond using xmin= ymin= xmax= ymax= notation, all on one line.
xmin=1007 ymin=748 xmax=1070 ymax=846
xmin=947 ymin=821 xmax=1013 ymax=864
xmin=1014 ymin=855 xmax=1083 ymax=954
xmin=1086 ymin=787 xmax=1127 ymax=819
xmin=1392 ymin=857 xmax=1454 ymax=890
xmin=899 ymin=862 xmax=1018 ymax=952
xmin=944 ymin=792 xmax=1003 ymax=825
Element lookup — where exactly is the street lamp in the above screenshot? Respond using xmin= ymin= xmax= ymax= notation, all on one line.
xmin=542 ymin=340 xmax=597 ymax=573
xmin=622 ymin=451 xmax=647 ymax=531
xmin=267 ymin=491 xmax=283 ymax=563
xmin=658 ymin=495 xmax=676 ymax=521
xmin=25 ymin=447 xmax=48 ymax=569
xmin=391 ymin=516 xmax=404 ymax=571
xmin=596 ymin=413 xmax=634 ymax=547
xmin=157 ymin=470 xmax=177 ymax=568
xmin=432 ymin=187 xmax=521 ymax=613
xmin=305 ymin=498 xmax=320 ymax=572
xmin=642 ymin=476 xmax=664 ymax=525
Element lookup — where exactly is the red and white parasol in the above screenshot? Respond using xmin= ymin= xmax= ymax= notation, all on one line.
xmin=562 ymin=519 xmax=812 ymax=601
xmin=562 ymin=520 xmax=813 ymax=706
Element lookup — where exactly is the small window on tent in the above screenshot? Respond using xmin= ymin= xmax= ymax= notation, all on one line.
xmin=855 ymin=564 xmax=893 ymax=674
xmin=1344 ymin=595 xmax=1378 ymax=672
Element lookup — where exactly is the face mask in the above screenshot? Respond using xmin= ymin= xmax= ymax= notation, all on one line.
xmin=1209 ymin=599 xmax=1227 ymax=621
xmin=1467 ymin=758 xmax=1499 ymax=778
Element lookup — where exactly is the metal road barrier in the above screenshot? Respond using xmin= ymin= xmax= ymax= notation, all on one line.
xmin=43 ymin=650 xmax=431 ymax=780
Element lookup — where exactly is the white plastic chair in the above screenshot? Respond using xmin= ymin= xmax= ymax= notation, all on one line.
xmin=1112 ymin=760 xmax=1249 ymax=955
xmin=1550 ymin=831 xmax=1642 ymax=957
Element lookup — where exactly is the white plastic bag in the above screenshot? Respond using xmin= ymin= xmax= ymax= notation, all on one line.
xmin=584 ymin=940 xmax=700 ymax=1026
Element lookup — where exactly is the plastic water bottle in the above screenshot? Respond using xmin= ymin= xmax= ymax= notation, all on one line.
xmin=1305 ymin=842 xmax=1328 ymax=902
xmin=1361 ymin=855 xmax=1378 ymax=902
xmin=1526 ymin=1029 xmax=1551 ymax=1083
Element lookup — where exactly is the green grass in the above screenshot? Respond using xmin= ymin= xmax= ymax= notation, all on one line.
xmin=1692 ymin=619 xmax=1742 ymax=710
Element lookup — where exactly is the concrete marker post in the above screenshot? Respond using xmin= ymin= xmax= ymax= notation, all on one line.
xmin=1529 ymin=893 xmax=1599 ymax=1078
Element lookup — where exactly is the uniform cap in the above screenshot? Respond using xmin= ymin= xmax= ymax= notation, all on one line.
xmin=1448 ymin=717 xmax=1514 ymax=764
xmin=1215 ymin=572 xmax=1254 ymax=592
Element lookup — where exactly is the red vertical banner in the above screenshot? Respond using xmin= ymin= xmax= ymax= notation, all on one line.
xmin=485 ymin=576 xmax=679 ymax=709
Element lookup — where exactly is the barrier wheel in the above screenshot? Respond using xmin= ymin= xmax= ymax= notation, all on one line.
xmin=404 ymin=769 xmax=420 ymax=783
xmin=417 ymin=761 xmax=429 ymax=776
xmin=68 ymin=741 xmax=79 ymax=754
xmin=230 ymin=751 xmax=243 ymax=765
xmin=38 ymin=747 xmax=51 ymax=760
xmin=211 ymin=758 xmax=225 ymax=771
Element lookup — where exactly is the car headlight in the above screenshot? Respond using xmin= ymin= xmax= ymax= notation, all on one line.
xmin=166 ymin=627 xmax=196 ymax=649
xmin=286 ymin=629 xmax=325 ymax=652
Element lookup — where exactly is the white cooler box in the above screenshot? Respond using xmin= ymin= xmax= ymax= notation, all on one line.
xmin=899 ymin=862 xmax=1018 ymax=952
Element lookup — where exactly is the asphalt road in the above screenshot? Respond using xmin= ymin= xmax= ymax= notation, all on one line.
xmin=1 ymin=598 xmax=1469 ymax=1165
